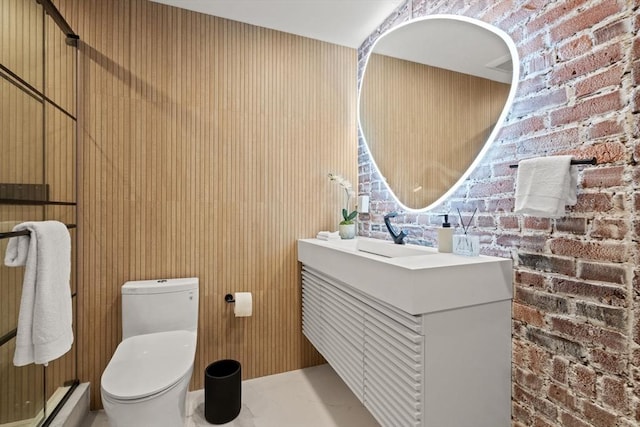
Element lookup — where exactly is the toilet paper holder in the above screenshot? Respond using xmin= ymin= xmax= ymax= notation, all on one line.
xmin=224 ymin=294 xmax=235 ymax=303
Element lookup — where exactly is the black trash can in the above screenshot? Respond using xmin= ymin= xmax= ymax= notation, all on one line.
xmin=204 ymin=359 xmax=241 ymax=424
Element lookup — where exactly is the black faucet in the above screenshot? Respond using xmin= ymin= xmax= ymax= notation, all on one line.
xmin=384 ymin=212 xmax=407 ymax=245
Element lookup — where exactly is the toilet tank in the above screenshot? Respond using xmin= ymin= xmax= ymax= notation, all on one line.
xmin=121 ymin=277 xmax=199 ymax=339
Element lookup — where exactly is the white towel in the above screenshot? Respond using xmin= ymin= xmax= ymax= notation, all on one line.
xmin=316 ymin=231 xmax=340 ymax=241
xmin=4 ymin=221 xmax=73 ymax=366
xmin=514 ymin=156 xmax=578 ymax=218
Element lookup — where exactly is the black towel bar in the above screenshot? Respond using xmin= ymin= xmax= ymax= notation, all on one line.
xmin=509 ymin=157 xmax=597 ymax=168
xmin=0 ymin=224 xmax=76 ymax=240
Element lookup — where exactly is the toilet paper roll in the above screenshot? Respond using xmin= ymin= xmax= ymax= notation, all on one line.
xmin=234 ymin=292 xmax=252 ymax=317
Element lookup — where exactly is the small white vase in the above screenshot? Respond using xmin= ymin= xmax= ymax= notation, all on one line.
xmin=339 ymin=223 xmax=356 ymax=239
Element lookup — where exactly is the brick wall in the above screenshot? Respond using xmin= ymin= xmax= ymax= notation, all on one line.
xmin=357 ymin=1 xmax=640 ymax=425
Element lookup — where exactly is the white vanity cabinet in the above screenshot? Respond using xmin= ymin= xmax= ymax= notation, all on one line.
xmin=298 ymin=238 xmax=512 ymax=427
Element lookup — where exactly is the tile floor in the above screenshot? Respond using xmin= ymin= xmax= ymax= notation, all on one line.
xmin=81 ymin=364 xmax=379 ymax=427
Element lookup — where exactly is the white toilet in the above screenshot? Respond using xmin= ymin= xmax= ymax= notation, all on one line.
xmin=101 ymin=278 xmax=199 ymax=427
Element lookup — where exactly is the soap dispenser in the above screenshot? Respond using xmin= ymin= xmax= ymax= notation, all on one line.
xmin=437 ymin=214 xmax=454 ymax=253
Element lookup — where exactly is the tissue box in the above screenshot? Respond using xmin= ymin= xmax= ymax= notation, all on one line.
xmin=453 ymin=234 xmax=480 ymax=256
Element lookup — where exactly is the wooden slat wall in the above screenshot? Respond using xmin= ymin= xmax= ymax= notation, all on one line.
xmin=360 ymin=53 xmax=509 ymax=209
xmin=56 ymin=0 xmax=357 ymax=409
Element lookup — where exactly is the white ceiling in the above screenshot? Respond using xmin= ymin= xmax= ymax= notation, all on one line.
xmin=149 ymin=0 xmax=405 ymax=48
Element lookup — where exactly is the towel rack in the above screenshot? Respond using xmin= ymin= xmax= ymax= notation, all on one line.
xmin=0 ymin=223 xmax=76 ymax=240
xmin=509 ymin=157 xmax=597 ymax=168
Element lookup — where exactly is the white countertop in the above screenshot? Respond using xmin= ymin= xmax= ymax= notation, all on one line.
xmin=297 ymin=237 xmax=513 ymax=315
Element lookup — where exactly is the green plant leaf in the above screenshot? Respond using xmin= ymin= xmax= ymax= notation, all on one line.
xmin=342 ymin=208 xmax=349 ymax=221
xmin=347 ymin=210 xmax=357 ymax=221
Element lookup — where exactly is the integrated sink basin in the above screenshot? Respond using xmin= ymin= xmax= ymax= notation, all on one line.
xmin=356 ymin=238 xmax=435 ymax=258
xmin=297 ymin=236 xmax=512 ymax=315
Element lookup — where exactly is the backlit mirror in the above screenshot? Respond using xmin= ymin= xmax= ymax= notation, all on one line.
xmin=358 ymin=15 xmax=519 ymax=211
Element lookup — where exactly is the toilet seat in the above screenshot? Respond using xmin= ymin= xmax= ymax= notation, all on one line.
xmin=101 ymin=330 xmax=196 ymax=401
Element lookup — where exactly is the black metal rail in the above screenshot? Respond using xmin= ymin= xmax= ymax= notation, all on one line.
xmin=509 ymin=157 xmax=597 ymax=168
xmin=0 ymin=224 xmax=76 ymax=240
xmin=36 ymin=0 xmax=80 ymax=46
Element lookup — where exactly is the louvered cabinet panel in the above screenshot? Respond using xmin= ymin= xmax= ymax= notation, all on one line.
xmin=301 ymin=267 xmax=365 ymax=401
xmin=364 ymin=308 xmax=423 ymax=427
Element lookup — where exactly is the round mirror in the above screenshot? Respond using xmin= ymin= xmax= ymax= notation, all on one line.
xmin=358 ymin=15 xmax=520 ymax=211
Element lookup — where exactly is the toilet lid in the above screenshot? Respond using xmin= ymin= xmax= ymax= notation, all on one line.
xmin=101 ymin=330 xmax=196 ymax=400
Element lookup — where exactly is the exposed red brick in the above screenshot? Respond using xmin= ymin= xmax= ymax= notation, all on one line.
xmin=556 ymin=217 xmax=587 ymax=234
xmin=499 ymin=215 xmax=520 ymax=230
xmin=518 ymin=32 xmax=547 ymax=59
xmin=552 ymin=356 xmax=569 ymax=384
xmin=572 ymin=193 xmax=614 ymax=214
xmin=602 ymin=376 xmax=628 ymax=411
xmin=516 ymin=127 xmax=579 ymax=155
xmin=528 ymin=344 xmax=550 ymax=375
xmin=550 ymin=91 xmax=622 ymax=127
xmin=516 ymin=270 xmax=545 ymax=288
xmin=548 ymin=383 xmax=578 ymax=411
xmin=518 ymin=73 xmax=546 ymax=94
xmin=579 ymin=261 xmax=628 ymax=285
xmin=551 ymin=316 xmax=626 ymax=352
xmin=499 ymin=6 xmax=538 ymax=33
xmin=588 ymin=119 xmax=624 ymax=139
xmin=524 ymin=217 xmax=551 ymax=231
xmin=550 ymin=238 xmax=626 ymax=262
xmin=561 ymin=411 xmax=591 ymax=427
xmin=478 ymin=0 xmax=515 ymax=24
xmin=575 ymin=65 xmax=625 ymax=98
xmin=514 ymin=366 xmax=544 ymax=391
xmin=550 ymin=44 xmax=622 ymax=85
xmin=513 ymin=338 xmax=528 ymax=366
xmin=583 ymin=400 xmax=618 ymax=427
xmin=591 ymin=218 xmax=628 ymax=239
xmin=468 ymin=178 xmax=514 ymax=197
xmin=512 ymin=401 xmax=532 ymax=426
xmin=532 ymin=416 xmax=555 ymax=427
xmin=575 ymin=301 xmax=626 ymax=330
xmin=521 ymin=235 xmax=548 ymax=251
xmin=551 ymin=277 xmax=627 ymax=306
xmin=549 ymin=0 xmax=623 ymax=42
xmin=582 ymin=166 xmax=625 ymax=188
xmin=450 ymin=199 xmax=487 ymax=213
xmin=556 ymin=34 xmax=593 ymax=61
xmin=516 ymin=287 xmax=569 ymax=313
xmin=500 ymin=116 xmax=546 ymax=140
xmin=594 ymin=19 xmax=631 ymax=44
xmin=486 ymin=197 xmax=513 ymax=212
xmin=526 ymin=327 xmax=585 ymax=359
xmin=525 ymin=0 xmax=587 ymax=37
xmin=475 ymin=215 xmax=495 ymax=228
xmin=512 ymin=88 xmax=568 ymax=118
xmin=498 ymin=234 xmax=547 ymax=250
xmin=591 ymin=348 xmax=626 ymax=376
xmin=492 ymin=160 xmax=518 ymax=178
xmin=513 ymin=384 xmax=559 ymax=420
xmin=568 ymin=141 xmax=626 ymax=164
xmin=571 ymin=364 xmax=597 ymax=398
xmin=519 ymin=253 xmax=576 ymax=276
xmin=468 ymin=165 xmax=491 ymax=181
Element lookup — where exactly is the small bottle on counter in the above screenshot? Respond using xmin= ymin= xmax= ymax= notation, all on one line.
xmin=437 ymin=214 xmax=454 ymax=253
